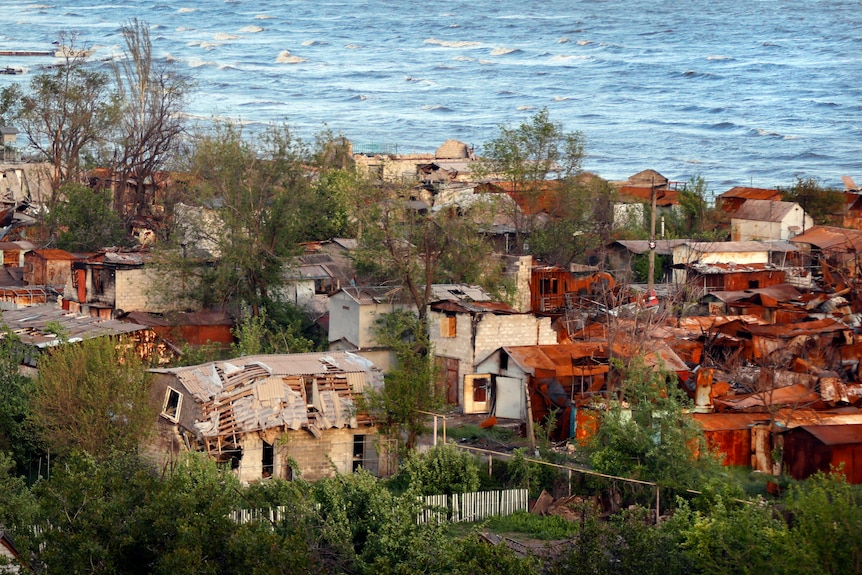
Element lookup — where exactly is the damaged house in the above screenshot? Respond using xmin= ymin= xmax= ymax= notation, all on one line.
xmin=428 ymin=298 xmax=556 ymax=412
xmin=149 ymin=352 xmax=386 ymax=482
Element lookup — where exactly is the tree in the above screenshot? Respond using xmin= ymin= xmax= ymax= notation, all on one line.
xmin=111 ymin=19 xmax=189 ymax=227
xmin=165 ymin=123 xmax=315 ymax=317
xmin=47 ymin=183 xmax=129 ymax=251
xmin=475 ymin=108 xmax=586 ymax=256
xmin=352 ymin=182 xmax=500 ymax=321
xmin=0 ymin=330 xmax=42 ymax=475
xmin=362 ymin=311 xmax=442 ymax=451
xmin=779 ymin=176 xmax=845 ymax=226
xmin=588 ymin=355 xmax=719 ymax=492
xmin=31 ymin=336 xmax=155 ymax=460
xmin=0 ymin=33 xmax=118 ymax=207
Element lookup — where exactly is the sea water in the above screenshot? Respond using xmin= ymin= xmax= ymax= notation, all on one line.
xmin=0 ymin=0 xmax=860 ymax=191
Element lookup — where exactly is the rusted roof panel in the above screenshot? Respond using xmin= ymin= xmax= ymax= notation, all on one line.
xmin=718 ymin=187 xmax=782 ymax=201
xmin=713 ymin=384 xmax=822 ymax=412
xmin=790 ymin=225 xmax=862 ymax=251
xmin=692 ymin=412 xmax=770 ymax=431
xmin=29 ymin=249 xmax=77 ymax=260
xmin=794 ymin=424 xmax=862 ymax=446
xmin=706 ymin=284 xmax=802 ymax=304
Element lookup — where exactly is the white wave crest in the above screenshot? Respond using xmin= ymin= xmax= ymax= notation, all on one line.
xmin=453 ymin=56 xmax=474 ymax=61
xmin=214 ymin=33 xmax=238 ymax=41
xmin=344 ymin=44 xmax=363 ymax=49
xmin=490 ymin=47 xmax=517 ymax=55
xmin=577 ymin=40 xmax=593 ymax=46
xmin=187 ymin=58 xmax=216 ymax=68
xmin=178 ymin=7 xmax=197 ymax=13
xmin=553 ymin=96 xmax=571 ymax=101
xmin=240 ymin=26 xmax=264 ymax=33
xmin=517 ymin=105 xmax=534 ymax=111
xmin=276 ymin=50 xmax=307 ymax=63
xmin=558 ymin=37 xmax=570 ymax=43
xmin=424 ymin=38 xmax=481 ymax=48
xmin=255 ymin=14 xmax=275 ymax=19
xmin=707 ymin=54 xmax=731 ymax=60
xmin=302 ymin=40 xmax=324 ymax=46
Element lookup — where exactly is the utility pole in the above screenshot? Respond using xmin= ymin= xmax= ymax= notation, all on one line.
xmin=648 ymin=183 xmax=657 ymax=293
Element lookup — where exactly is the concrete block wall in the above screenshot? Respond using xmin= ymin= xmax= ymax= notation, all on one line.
xmin=500 ymin=255 xmax=533 ymax=312
xmin=235 ymin=427 xmax=380 ymax=483
xmin=473 ymin=314 xmax=556 ymax=363
xmin=116 ymin=268 xmax=189 ymax=313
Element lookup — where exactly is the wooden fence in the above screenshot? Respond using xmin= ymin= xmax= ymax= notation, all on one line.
xmin=417 ymin=488 xmax=529 ymax=525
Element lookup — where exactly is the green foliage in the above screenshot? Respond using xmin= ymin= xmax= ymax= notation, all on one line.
xmin=363 ymin=311 xmax=442 ymax=451
xmin=167 ymin=122 xmax=315 ymax=316
xmin=0 ymin=331 xmax=42 ymax=474
xmin=32 ymin=336 xmax=155 ymax=460
xmin=0 ymin=451 xmax=38 ymax=562
xmin=391 ymin=444 xmax=481 ymax=495
xmin=671 ymin=497 xmax=797 ymax=575
xmin=782 ymin=470 xmax=862 ymax=575
xmin=779 ymin=176 xmax=845 ymax=225
xmin=0 ymin=43 xmax=118 ymax=199
xmin=352 ymin=183 xmax=500 ymax=314
xmin=231 ymin=305 xmax=315 ymax=357
xmin=444 ymin=533 xmax=541 ymax=575
xmin=588 ymin=355 xmax=719 ymax=492
xmin=48 ymin=183 xmax=130 ymax=251
xmin=475 ymin=108 xmax=587 ymax=256
xmin=483 ymin=510 xmax=579 ymax=540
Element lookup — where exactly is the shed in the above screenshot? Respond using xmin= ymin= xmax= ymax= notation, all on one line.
xmin=782 ymin=424 xmax=862 ymax=483
xmin=730 ymin=200 xmax=812 ymax=241
xmin=23 ymin=248 xmax=77 ymax=287
xmin=717 ymin=187 xmax=782 ymax=213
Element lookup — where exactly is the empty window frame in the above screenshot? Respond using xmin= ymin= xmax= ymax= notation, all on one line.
xmin=161 ymin=387 xmax=182 ymax=422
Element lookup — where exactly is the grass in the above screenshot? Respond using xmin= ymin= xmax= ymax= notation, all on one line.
xmin=449 ymin=423 xmax=521 ymax=446
xmin=482 ymin=510 xmax=579 ymax=540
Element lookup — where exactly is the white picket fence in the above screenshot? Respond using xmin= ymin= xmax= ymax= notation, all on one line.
xmin=417 ymin=488 xmax=529 ymax=525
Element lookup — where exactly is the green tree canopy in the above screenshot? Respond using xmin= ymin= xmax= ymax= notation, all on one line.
xmin=32 ymin=336 xmax=155 ymax=460
xmin=475 ymin=108 xmax=587 ymax=257
xmin=779 ymin=176 xmax=845 ymax=225
xmin=47 ymin=183 xmax=130 ymax=251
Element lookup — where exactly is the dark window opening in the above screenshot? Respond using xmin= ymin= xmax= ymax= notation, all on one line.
xmin=353 ymin=434 xmax=365 ymax=472
xmin=748 ymin=280 xmax=760 ymax=289
xmin=500 ymin=353 xmax=509 ymax=371
xmin=473 ymin=377 xmax=489 ymax=402
xmin=262 ymin=441 xmax=274 ymax=478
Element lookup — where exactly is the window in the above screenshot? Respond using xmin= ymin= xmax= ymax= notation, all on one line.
xmin=262 ymin=441 xmax=274 ymax=478
xmin=161 ymin=387 xmax=182 ymax=422
xmin=353 ymin=434 xmax=365 ymax=472
xmin=439 ymin=315 xmax=456 ymax=338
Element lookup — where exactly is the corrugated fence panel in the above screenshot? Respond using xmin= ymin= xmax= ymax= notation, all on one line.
xmin=417 ymin=488 xmax=528 ymax=525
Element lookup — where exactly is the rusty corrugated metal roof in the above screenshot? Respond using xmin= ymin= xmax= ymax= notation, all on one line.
xmin=431 ymin=300 xmax=519 ymax=314
xmin=718 ymin=186 xmax=782 ymax=200
xmin=793 ymin=424 xmax=862 ymax=446
xmin=706 ymin=284 xmax=803 ymax=304
xmin=790 ymin=225 xmax=862 ymax=252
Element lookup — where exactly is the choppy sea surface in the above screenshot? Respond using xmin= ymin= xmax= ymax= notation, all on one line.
xmin=1 ymin=0 xmax=860 ymax=191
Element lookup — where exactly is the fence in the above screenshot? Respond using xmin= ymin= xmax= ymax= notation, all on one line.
xmin=417 ymin=488 xmax=529 ymax=525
